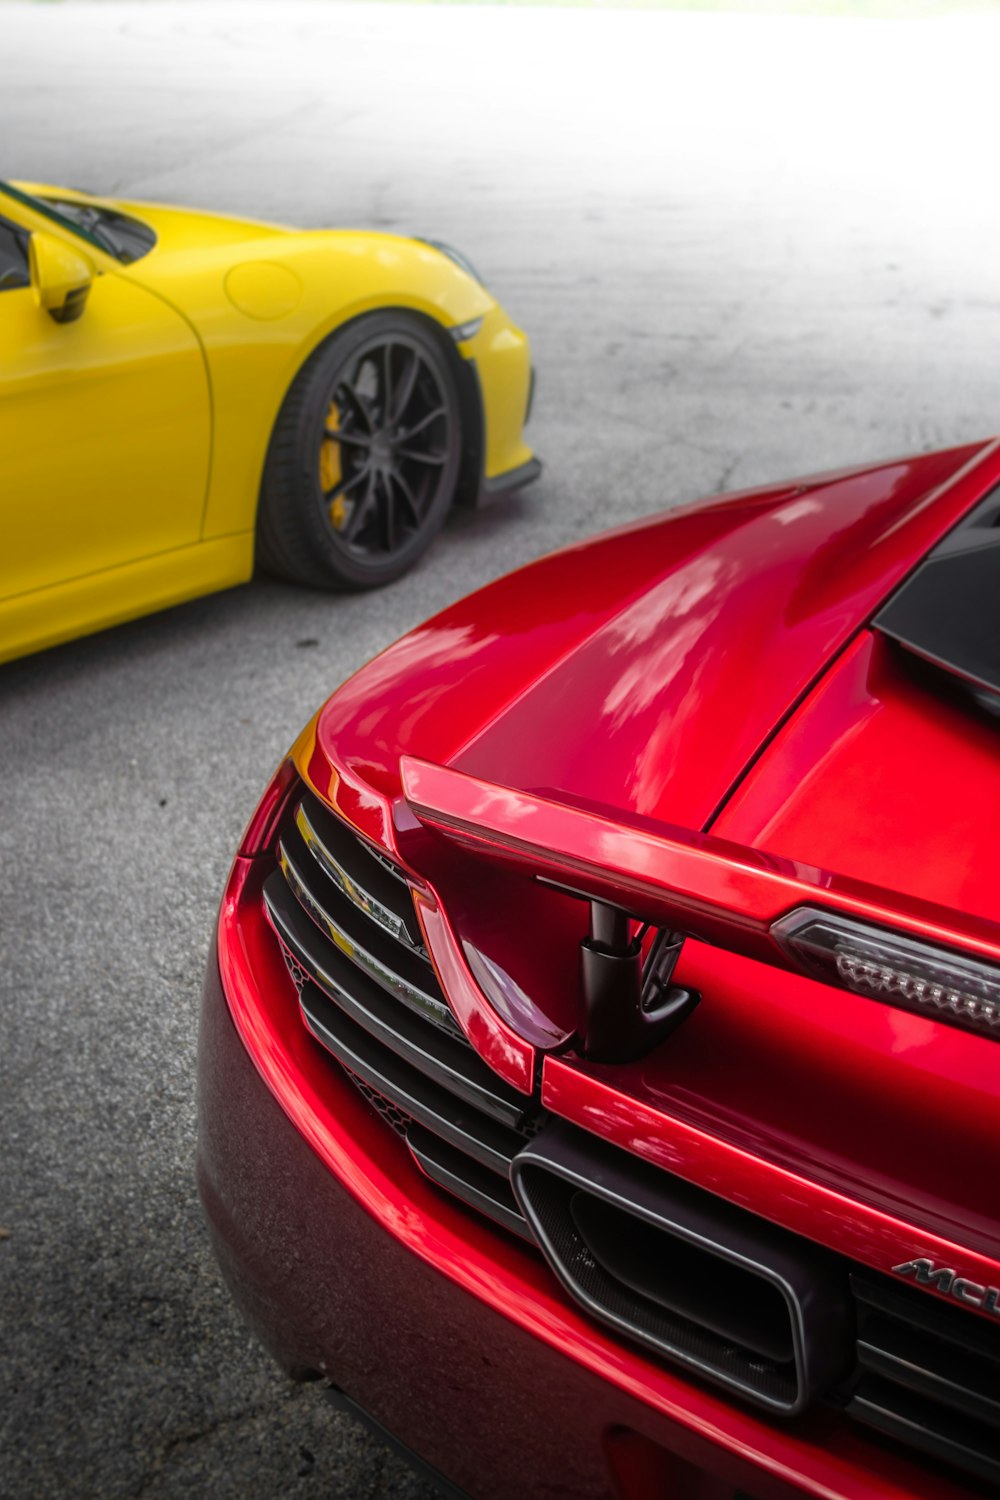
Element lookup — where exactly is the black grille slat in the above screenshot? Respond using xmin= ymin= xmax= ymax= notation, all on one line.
xmin=856 ymin=1315 xmax=1000 ymax=1429
xmin=296 ymin=981 xmax=527 ymax=1178
xmin=851 ymin=1376 xmax=1000 ymax=1490
xmin=407 ymin=1126 xmax=535 ymax=1242
xmin=265 ymin=870 xmax=527 ymax=1130
xmin=847 ymin=1272 xmax=1000 ymax=1487
xmin=268 ymin=792 xmax=538 ymax=1239
xmin=295 ymin=791 xmax=424 ymax=951
xmin=852 ymin=1272 xmax=1000 ymax=1364
xmin=278 ymin=828 xmax=454 ymax=1034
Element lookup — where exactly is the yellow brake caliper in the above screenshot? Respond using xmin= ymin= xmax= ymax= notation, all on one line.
xmin=320 ymin=399 xmax=346 ymax=530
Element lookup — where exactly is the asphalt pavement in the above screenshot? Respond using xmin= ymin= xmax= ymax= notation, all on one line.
xmin=2 ymin=3 xmax=1000 ymax=1497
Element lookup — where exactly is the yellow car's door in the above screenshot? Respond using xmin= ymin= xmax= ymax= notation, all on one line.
xmin=0 ymin=205 xmax=211 ymax=612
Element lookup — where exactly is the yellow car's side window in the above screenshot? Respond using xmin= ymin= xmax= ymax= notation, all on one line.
xmin=0 ymin=217 xmax=30 ymax=292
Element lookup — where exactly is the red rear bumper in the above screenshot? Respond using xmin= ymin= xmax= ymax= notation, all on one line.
xmin=197 ymin=858 xmax=979 ymax=1500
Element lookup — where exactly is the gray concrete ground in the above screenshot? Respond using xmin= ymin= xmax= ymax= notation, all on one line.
xmin=1 ymin=3 xmax=999 ymax=1497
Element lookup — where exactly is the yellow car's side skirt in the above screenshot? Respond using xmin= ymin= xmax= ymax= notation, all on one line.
xmin=0 ymin=533 xmax=254 ymax=666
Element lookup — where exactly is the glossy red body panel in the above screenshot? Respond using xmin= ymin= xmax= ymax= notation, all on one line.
xmin=541 ymin=958 xmax=1000 ymax=1272
xmin=717 ymin=628 xmax=1000 ymax=930
xmin=200 ymin=859 xmax=980 ymax=1500
xmin=202 ymin=440 xmax=1000 ymax=1500
xmin=315 ymin=441 xmax=998 ymax=832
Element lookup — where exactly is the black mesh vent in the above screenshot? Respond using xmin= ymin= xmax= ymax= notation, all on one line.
xmin=346 ymin=1069 xmax=413 ymax=1140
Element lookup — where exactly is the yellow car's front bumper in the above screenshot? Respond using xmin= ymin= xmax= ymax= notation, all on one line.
xmin=454 ymin=304 xmax=539 ymax=501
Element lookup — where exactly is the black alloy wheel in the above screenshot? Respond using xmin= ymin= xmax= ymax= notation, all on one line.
xmin=257 ymin=311 xmax=462 ymax=590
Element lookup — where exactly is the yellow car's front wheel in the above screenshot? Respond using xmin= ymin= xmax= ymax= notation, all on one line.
xmin=257 ymin=312 xmax=462 ymax=591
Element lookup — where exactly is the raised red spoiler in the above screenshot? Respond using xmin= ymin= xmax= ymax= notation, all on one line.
xmin=400 ymin=754 xmax=1000 ymax=975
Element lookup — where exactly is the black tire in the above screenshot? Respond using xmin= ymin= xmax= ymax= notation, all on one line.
xmin=256 ymin=311 xmax=463 ymax=590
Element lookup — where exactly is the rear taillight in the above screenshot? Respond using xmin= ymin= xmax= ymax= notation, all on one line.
xmin=774 ymin=907 xmax=1000 ymax=1041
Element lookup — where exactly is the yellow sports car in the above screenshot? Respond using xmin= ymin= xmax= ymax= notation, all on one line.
xmin=0 ymin=180 xmax=539 ymax=663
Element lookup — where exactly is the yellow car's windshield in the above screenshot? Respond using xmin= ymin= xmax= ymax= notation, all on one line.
xmin=1 ymin=179 xmax=112 ymax=254
xmin=0 ymin=180 xmax=156 ymax=264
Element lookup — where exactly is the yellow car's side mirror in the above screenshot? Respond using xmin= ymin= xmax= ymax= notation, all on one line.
xmin=29 ymin=231 xmax=94 ymax=324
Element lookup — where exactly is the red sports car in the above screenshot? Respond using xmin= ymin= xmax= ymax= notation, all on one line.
xmin=199 ymin=438 xmax=1000 ymax=1500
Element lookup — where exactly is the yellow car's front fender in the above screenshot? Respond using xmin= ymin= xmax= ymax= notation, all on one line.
xmin=115 ymin=217 xmax=525 ymax=537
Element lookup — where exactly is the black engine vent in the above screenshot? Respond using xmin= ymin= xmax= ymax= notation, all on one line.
xmin=511 ymin=1120 xmax=852 ymax=1415
xmin=847 ymin=1272 xmax=1000 ymax=1488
